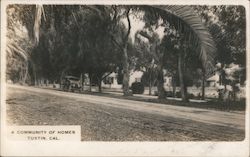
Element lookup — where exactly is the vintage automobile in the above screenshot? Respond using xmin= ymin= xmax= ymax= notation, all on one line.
xmin=61 ymin=76 xmax=81 ymax=92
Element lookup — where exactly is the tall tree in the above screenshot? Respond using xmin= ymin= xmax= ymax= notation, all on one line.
xmin=134 ymin=31 xmax=158 ymax=95
xmin=137 ymin=30 xmax=166 ymax=99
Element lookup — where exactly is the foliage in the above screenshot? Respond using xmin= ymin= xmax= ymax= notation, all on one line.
xmin=194 ymin=6 xmax=246 ymax=101
xmin=6 ymin=5 xmax=34 ymax=83
xmin=194 ymin=5 xmax=246 ymax=78
xmin=143 ymin=6 xmax=217 ymax=76
xmin=141 ymin=70 xmax=158 ymax=86
xmin=7 ymin=5 xmax=229 ymax=100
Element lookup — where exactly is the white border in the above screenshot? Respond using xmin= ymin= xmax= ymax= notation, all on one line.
xmin=0 ymin=0 xmax=249 ymax=5
xmin=1 ymin=0 xmax=250 ymax=156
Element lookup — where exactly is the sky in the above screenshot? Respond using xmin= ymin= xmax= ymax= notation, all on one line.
xmin=121 ymin=13 xmax=165 ymax=43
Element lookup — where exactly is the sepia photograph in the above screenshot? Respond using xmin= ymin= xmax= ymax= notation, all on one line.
xmin=1 ymin=0 xmax=249 ymax=156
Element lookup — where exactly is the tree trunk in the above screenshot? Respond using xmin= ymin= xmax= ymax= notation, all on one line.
xmin=19 ymin=66 xmax=23 ymax=83
xmin=156 ymin=63 xmax=165 ymax=99
xmin=149 ymin=82 xmax=152 ymax=95
xmin=122 ymin=9 xmax=132 ymax=96
xmin=172 ymin=77 xmax=176 ymax=98
xmin=89 ymin=75 xmax=92 ymax=92
xmin=23 ymin=63 xmax=29 ymax=84
xmin=80 ymin=73 xmax=84 ymax=92
xmin=34 ymin=69 xmax=37 ymax=86
xmin=98 ymin=82 xmax=102 ymax=93
xmin=149 ymin=70 xmax=152 ymax=95
xmin=178 ymin=53 xmax=189 ymax=102
xmin=98 ymin=78 xmax=102 ymax=93
xmin=201 ymin=72 xmax=205 ymax=100
xmin=46 ymin=79 xmax=49 ymax=86
xmin=122 ymin=46 xmax=131 ymax=96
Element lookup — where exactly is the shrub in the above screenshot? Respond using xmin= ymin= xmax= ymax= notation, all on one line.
xmin=176 ymin=91 xmax=181 ymax=98
xmin=188 ymin=93 xmax=195 ymax=99
xmin=131 ymin=82 xmax=145 ymax=94
xmin=175 ymin=92 xmax=194 ymax=99
xmin=165 ymin=91 xmax=174 ymax=97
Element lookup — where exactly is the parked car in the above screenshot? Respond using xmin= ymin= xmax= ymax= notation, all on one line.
xmin=61 ymin=76 xmax=81 ymax=92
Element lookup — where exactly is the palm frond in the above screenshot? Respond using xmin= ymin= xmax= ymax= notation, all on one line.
xmin=6 ymin=40 xmax=28 ymax=61
xmin=34 ymin=5 xmax=44 ymax=44
xmin=151 ymin=5 xmax=217 ymax=77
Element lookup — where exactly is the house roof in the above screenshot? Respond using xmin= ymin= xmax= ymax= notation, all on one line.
xmin=207 ymin=73 xmax=219 ymax=82
xmin=107 ymin=72 xmax=117 ymax=77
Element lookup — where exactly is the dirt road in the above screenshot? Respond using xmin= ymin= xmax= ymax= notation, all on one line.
xmin=6 ymin=85 xmax=245 ymax=141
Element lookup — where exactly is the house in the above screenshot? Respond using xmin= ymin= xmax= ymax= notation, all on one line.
xmin=102 ymin=71 xmax=144 ymax=89
xmin=102 ymin=72 xmax=122 ymax=89
xmin=164 ymin=77 xmax=172 ymax=87
xmin=102 ymin=70 xmax=172 ymax=90
xmin=206 ymin=72 xmax=220 ymax=87
xmin=129 ymin=71 xmax=144 ymax=86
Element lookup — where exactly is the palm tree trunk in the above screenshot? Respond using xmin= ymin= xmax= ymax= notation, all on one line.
xmin=178 ymin=53 xmax=188 ymax=102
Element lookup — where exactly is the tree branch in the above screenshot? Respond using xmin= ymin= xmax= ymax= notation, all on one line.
xmin=139 ymin=31 xmax=154 ymax=42
xmin=110 ymin=35 xmax=123 ymax=52
xmin=124 ymin=8 xmax=131 ymax=42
